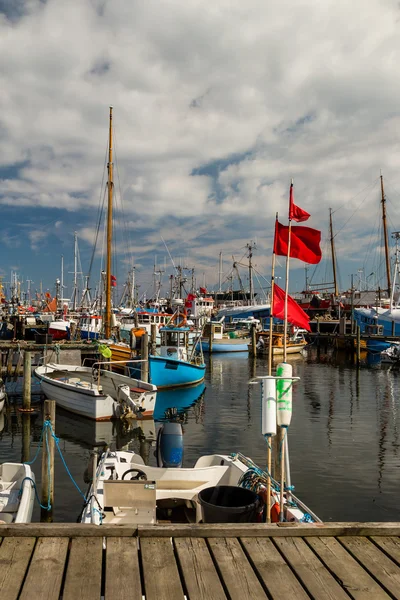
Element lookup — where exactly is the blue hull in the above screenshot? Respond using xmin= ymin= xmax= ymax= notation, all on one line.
xmin=366 ymin=340 xmax=391 ymax=352
xmin=201 ymin=340 xmax=249 ymax=353
xmin=80 ymin=330 xmax=100 ymax=340
xmin=149 ymin=356 xmax=205 ymax=389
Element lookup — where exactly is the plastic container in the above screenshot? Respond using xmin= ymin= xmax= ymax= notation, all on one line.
xmin=198 ymin=485 xmax=260 ymax=523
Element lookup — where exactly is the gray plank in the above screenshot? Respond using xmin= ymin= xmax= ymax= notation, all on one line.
xmin=63 ymin=537 xmax=103 ymax=600
xmin=174 ymin=537 xmax=227 ymax=600
xmin=241 ymin=537 xmax=311 ymax=600
xmin=0 ymin=537 xmax=36 ymax=600
xmin=371 ymin=536 xmax=400 ymax=566
xmin=339 ymin=536 xmax=400 ymax=599
xmin=140 ymin=537 xmax=184 ymax=600
xmin=208 ymin=537 xmax=267 ymax=600
xmin=105 ymin=537 xmax=142 ymax=600
xmin=307 ymin=536 xmax=391 ymax=599
xmin=273 ymin=536 xmax=349 ymax=600
xmin=19 ymin=537 xmax=69 ymax=600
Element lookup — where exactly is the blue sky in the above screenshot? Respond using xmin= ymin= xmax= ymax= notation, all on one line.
xmin=1 ymin=0 xmax=400 ymax=302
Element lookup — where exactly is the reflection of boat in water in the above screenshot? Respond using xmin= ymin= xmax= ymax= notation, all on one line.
xmin=154 ymin=382 xmax=206 ymax=421
xmin=55 ymin=407 xmax=156 ymax=449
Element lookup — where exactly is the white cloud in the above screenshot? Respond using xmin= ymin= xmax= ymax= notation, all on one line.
xmin=0 ymin=0 xmax=400 ymax=290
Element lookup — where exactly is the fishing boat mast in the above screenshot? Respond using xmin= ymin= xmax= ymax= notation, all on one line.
xmin=381 ymin=173 xmax=391 ymax=299
xmin=329 ymin=208 xmax=339 ymax=297
xmin=105 ymin=106 xmax=114 ymax=338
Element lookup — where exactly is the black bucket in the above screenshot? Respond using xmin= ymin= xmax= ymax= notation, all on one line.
xmin=198 ymin=485 xmax=260 ymax=523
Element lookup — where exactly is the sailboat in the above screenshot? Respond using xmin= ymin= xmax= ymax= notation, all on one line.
xmin=35 ymin=108 xmax=157 ymax=420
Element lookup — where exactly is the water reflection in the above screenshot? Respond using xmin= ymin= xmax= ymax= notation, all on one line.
xmin=154 ymin=382 xmax=206 ymax=422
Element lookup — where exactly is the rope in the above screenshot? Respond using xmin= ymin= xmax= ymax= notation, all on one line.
xmin=23 ymin=419 xmax=86 ymax=511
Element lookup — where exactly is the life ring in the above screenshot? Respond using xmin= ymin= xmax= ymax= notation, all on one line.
xmin=168 ymin=310 xmax=187 ymax=327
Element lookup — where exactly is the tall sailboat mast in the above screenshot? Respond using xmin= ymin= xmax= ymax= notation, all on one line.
xmin=329 ymin=208 xmax=338 ymax=297
xmin=381 ymin=174 xmax=391 ymax=298
xmin=105 ymin=106 xmax=114 ymax=338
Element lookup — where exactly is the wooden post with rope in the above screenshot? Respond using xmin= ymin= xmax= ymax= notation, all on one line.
xmin=40 ymin=399 xmax=56 ymax=523
xmin=22 ymin=351 xmax=32 ymax=411
xmin=150 ymin=324 xmax=157 ymax=356
xmin=251 ymin=323 xmax=257 ymax=357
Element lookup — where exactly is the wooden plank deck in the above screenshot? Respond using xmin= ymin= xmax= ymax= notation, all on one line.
xmin=0 ymin=523 xmax=400 ymax=599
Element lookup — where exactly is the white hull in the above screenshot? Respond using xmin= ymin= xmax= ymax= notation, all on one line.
xmin=250 ymin=342 xmax=306 ymax=356
xmin=0 ymin=463 xmax=35 ymax=524
xmin=81 ymin=451 xmax=320 ymax=526
xmin=35 ymin=364 xmax=157 ymax=421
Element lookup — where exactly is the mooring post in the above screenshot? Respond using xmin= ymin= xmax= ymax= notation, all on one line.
xmin=141 ymin=332 xmax=149 ymax=383
xmin=40 ymin=399 xmax=56 ymax=523
xmin=22 ymin=351 xmax=31 ymax=410
xmin=251 ymin=323 xmax=257 ymax=358
xmin=209 ymin=324 xmax=213 ymax=353
xmin=150 ymin=324 xmax=157 ymax=356
xmin=21 ymin=413 xmax=31 ymax=464
xmin=356 ymin=325 xmax=361 ymax=366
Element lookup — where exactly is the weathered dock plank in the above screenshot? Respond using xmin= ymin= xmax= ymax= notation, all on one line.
xmin=0 ymin=537 xmax=36 ymax=600
xmin=19 ymin=537 xmax=69 ymax=600
xmin=140 ymin=537 xmax=184 ymax=600
xmin=241 ymin=537 xmax=311 ymax=600
xmin=63 ymin=537 xmax=103 ymax=600
xmin=105 ymin=537 xmax=142 ymax=600
xmin=174 ymin=537 xmax=227 ymax=600
xmin=306 ymin=536 xmax=391 ymax=599
xmin=371 ymin=536 xmax=400 ymax=566
xmin=339 ymin=536 xmax=400 ymax=599
xmin=273 ymin=536 xmax=349 ymax=600
xmin=208 ymin=537 xmax=267 ymax=599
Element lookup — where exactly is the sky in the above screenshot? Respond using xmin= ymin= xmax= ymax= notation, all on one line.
xmin=1 ymin=0 xmax=400 ymax=302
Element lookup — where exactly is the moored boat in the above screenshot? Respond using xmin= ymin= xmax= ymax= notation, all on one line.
xmin=200 ymin=321 xmax=250 ymax=353
xmin=0 ymin=463 xmax=35 ymax=523
xmin=34 ymin=363 xmax=157 ymax=421
xmin=250 ymin=328 xmax=308 ymax=356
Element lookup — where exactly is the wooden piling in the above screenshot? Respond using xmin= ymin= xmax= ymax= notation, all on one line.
xmin=41 ymin=399 xmax=56 ymax=523
xmin=22 ymin=351 xmax=31 ymax=410
xmin=150 ymin=324 xmax=157 ymax=356
xmin=21 ymin=413 xmax=31 ymax=464
xmin=141 ymin=332 xmax=149 ymax=383
xmin=356 ymin=325 xmax=361 ymax=366
xmin=209 ymin=324 xmax=213 ymax=353
xmin=251 ymin=323 xmax=257 ymax=358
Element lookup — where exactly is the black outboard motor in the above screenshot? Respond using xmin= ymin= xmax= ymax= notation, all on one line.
xmin=156 ymin=422 xmax=184 ymax=468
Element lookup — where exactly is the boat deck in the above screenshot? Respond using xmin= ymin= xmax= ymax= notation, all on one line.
xmin=1 ymin=523 xmax=400 ymax=599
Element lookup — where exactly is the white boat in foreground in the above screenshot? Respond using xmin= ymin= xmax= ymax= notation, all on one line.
xmin=81 ymin=437 xmax=319 ymax=525
xmin=0 ymin=463 xmax=35 ymax=523
xmin=35 ymin=363 xmax=157 ymax=421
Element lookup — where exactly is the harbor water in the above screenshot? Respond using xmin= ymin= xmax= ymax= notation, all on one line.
xmin=1 ymin=348 xmax=399 ymax=522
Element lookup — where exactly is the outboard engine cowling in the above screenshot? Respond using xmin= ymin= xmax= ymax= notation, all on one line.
xmin=156 ymin=422 xmax=183 ymax=468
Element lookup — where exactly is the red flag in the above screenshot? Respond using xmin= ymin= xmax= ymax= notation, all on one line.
xmin=273 ymin=221 xmax=322 ymax=264
xmin=289 ymin=183 xmax=310 ymax=222
xmin=110 ymin=275 xmax=117 ymax=287
xmin=272 ymin=284 xmax=311 ymax=331
xmin=199 ymin=286 xmax=207 ymax=294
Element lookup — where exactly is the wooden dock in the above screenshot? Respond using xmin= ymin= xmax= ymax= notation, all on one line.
xmin=1 ymin=523 xmax=400 ymax=599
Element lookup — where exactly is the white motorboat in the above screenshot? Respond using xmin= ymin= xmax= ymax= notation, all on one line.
xmin=381 ymin=343 xmax=400 ymax=364
xmin=0 ymin=378 xmax=6 ymax=412
xmin=34 ymin=363 xmax=157 ymax=421
xmin=0 ymin=463 xmax=35 ymax=523
xmin=81 ymin=424 xmax=319 ymax=525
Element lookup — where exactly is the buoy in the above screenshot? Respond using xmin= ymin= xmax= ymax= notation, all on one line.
xmin=276 ymin=362 xmax=293 ymax=427
xmin=270 ymin=501 xmax=280 ymax=523
xmin=261 ymin=376 xmax=277 ymax=436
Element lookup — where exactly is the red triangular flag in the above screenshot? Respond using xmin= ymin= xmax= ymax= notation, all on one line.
xmin=273 ymin=221 xmax=322 ymax=264
xmin=289 ymin=183 xmax=310 ymax=222
xmin=272 ymin=284 xmax=311 ymax=331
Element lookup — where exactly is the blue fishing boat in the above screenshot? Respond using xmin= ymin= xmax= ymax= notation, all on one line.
xmin=149 ymin=325 xmax=205 ymax=389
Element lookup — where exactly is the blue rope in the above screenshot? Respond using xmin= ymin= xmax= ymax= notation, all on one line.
xmin=47 ymin=422 xmax=86 ymax=501
xmin=19 ymin=476 xmax=50 ymax=511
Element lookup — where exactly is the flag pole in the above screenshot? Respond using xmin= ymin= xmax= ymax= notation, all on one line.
xmin=283 ymin=179 xmax=293 ymax=362
xmin=267 ymin=213 xmax=278 ymax=523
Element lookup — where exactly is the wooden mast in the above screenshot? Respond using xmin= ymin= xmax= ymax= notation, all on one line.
xmin=329 ymin=208 xmax=339 ymax=297
xmin=381 ymin=173 xmax=391 ymax=299
xmin=105 ymin=106 xmax=113 ymax=339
